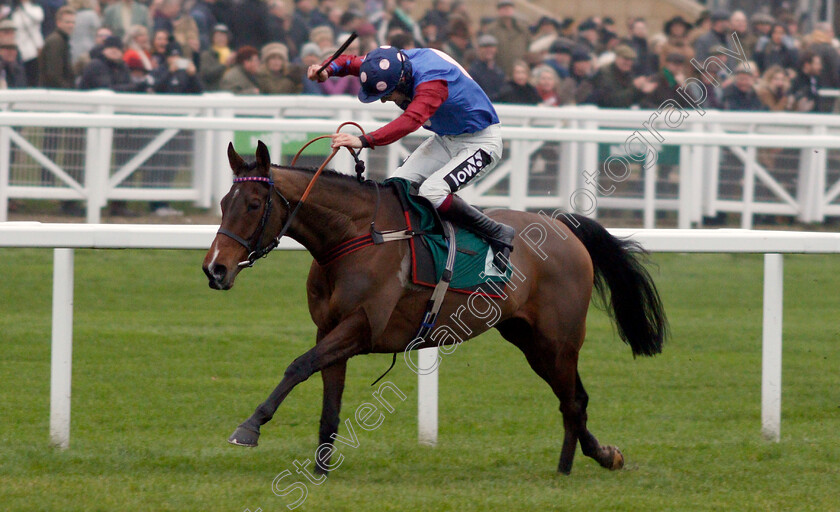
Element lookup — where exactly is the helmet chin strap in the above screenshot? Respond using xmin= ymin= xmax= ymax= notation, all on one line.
xmin=395 ymin=50 xmax=414 ymax=97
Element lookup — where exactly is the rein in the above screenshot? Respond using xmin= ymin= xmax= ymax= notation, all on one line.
xmin=218 ymin=122 xmax=367 ymax=269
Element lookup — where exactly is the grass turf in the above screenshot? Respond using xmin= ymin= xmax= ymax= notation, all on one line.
xmin=1 ymin=248 xmax=838 ymax=511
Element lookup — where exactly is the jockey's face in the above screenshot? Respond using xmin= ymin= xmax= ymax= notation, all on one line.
xmin=381 ymin=90 xmax=407 ymax=104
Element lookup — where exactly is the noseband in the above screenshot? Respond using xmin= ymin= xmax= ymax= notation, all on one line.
xmin=216 ymin=175 xmax=291 ymax=268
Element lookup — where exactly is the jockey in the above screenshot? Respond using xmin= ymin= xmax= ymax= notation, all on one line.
xmin=307 ymin=46 xmax=515 ymax=272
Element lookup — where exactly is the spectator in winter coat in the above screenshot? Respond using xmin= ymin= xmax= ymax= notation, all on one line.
xmin=39 ymin=6 xmax=76 ymax=88
xmin=790 ymin=51 xmax=826 ymax=112
xmin=658 ymin=15 xmax=694 ymax=73
xmin=625 ymin=18 xmax=657 ymax=77
xmin=803 ymin=23 xmax=840 ymax=90
xmin=0 ymin=41 xmax=28 ymax=88
xmin=150 ymin=39 xmax=203 ymax=93
xmin=11 ymin=0 xmax=44 ymax=87
xmin=122 ymin=25 xmax=155 ymax=73
xmin=693 ymin=10 xmax=733 ymax=63
xmin=531 ymin=64 xmax=561 ymax=106
xmin=78 ymin=35 xmax=146 ymax=91
xmin=486 ymin=0 xmax=529 ymax=78
xmin=102 ymin=0 xmax=151 ymax=40
xmin=730 ymin=10 xmax=756 ymax=60
xmin=68 ymin=0 xmax=101 ymax=67
xmin=299 ymin=42 xmax=324 ymax=95
xmin=379 ymin=0 xmax=426 ymax=48
xmin=556 ymin=49 xmax=594 ymax=105
xmin=256 ymin=41 xmax=302 ymax=94
xmin=150 ymin=28 xmax=172 ymax=68
xmin=199 ymin=24 xmax=233 ymax=91
xmin=496 ymin=59 xmax=541 ymax=104
xmin=641 ymin=52 xmax=688 ymax=108
xmin=755 ymin=23 xmax=798 ymax=74
xmin=587 ymin=44 xmax=657 ymax=108
xmin=440 ymin=16 xmax=472 ymax=68
xmin=419 ymin=0 xmax=451 ymax=41
xmin=219 ymin=45 xmax=260 ymax=94
xmin=543 ymin=39 xmax=572 ymax=79
xmin=756 ymin=65 xmax=794 ymax=111
xmin=288 ymin=0 xmax=328 ymax=54
xmin=189 ymin=0 xmax=217 ymax=50
xmin=722 ymin=66 xmax=765 ymax=111
xmin=468 ymin=34 xmax=505 ymax=100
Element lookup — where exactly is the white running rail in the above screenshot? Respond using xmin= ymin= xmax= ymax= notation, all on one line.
xmin=3 ymin=224 xmax=839 ymax=448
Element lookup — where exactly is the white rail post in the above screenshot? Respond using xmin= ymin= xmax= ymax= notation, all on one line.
xmin=50 ymin=248 xmax=74 ymax=449
xmin=559 ymin=119 xmax=579 ymax=210
xmin=417 ymin=347 xmax=438 ymax=446
xmin=0 ymin=125 xmax=10 ymax=222
xmin=702 ymin=124 xmax=721 ymax=219
xmin=509 ymin=139 xmax=528 ymax=211
xmin=741 ymin=145 xmax=757 ymax=229
xmin=810 ymin=125 xmax=828 ymax=223
xmin=643 ymin=151 xmax=656 ymax=229
xmin=213 ymin=106 xmax=235 ymax=215
xmin=194 ymin=106 xmax=216 ymax=209
xmin=761 ymin=253 xmax=783 ymax=442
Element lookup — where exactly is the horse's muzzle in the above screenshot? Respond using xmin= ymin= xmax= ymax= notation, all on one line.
xmin=204 ymin=262 xmax=232 ymax=290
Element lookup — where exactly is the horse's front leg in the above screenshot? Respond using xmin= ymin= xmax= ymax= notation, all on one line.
xmin=228 ymin=309 xmax=370 ymax=447
xmin=314 ymin=359 xmax=347 ymax=475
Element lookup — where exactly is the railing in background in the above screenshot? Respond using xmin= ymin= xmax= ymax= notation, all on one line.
xmin=2 ymin=90 xmax=840 ymax=227
xmin=3 ymin=223 xmax=839 ymax=448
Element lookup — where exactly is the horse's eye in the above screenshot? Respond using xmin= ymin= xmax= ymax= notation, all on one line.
xmin=247 ymin=201 xmax=260 ymax=212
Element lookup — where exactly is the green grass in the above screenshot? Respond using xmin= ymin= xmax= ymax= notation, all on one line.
xmin=1 ymin=249 xmax=838 ymax=511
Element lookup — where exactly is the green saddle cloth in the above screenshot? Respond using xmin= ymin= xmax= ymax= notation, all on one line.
xmin=385 ymin=178 xmax=511 ymax=292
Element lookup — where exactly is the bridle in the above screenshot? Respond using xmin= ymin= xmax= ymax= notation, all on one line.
xmin=216 ymin=122 xmax=366 ymax=269
xmin=216 ymin=174 xmax=292 ymax=268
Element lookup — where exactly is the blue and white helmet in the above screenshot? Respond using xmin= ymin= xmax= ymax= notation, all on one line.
xmin=358 ymin=46 xmax=412 ymax=103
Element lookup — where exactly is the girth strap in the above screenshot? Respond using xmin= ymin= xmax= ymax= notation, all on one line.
xmin=370 ymin=220 xmax=457 ymax=387
xmin=317 ymin=227 xmax=417 ymax=266
xmin=416 ymin=221 xmax=457 ymax=337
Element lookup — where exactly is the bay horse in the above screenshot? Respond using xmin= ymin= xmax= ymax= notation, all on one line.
xmin=202 ymin=141 xmax=667 ymax=474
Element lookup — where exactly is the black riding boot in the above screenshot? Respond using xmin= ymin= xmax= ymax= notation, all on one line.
xmin=438 ymin=195 xmax=515 ymax=273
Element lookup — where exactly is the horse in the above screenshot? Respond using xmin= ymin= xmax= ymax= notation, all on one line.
xmin=202 ymin=141 xmax=668 ymax=475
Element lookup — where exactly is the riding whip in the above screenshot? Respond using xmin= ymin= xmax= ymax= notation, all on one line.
xmin=316 ymin=32 xmax=359 ymax=76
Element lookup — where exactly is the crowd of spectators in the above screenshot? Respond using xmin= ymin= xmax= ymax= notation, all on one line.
xmin=0 ymin=0 xmax=837 ymax=219
xmin=0 ymin=0 xmax=838 ymax=113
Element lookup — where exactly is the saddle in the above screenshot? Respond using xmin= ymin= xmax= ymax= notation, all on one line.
xmin=385 ymin=178 xmax=511 ymax=298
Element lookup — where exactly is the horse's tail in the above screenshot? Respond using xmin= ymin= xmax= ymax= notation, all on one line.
xmin=558 ymin=214 xmax=668 ymax=357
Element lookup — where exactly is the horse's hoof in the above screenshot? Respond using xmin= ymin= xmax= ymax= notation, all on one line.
xmin=605 ymin=445 xmax=624 ymax=470
xmin=228 ymin=424 xmax=260 ymax=447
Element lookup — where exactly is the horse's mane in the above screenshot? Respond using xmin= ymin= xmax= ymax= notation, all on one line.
xmin=269 ymin=163 xmax=383 ymax=189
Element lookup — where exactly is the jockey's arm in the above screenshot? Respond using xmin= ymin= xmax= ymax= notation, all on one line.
xmin=360 ymin=81 xmax=448 ymax=147
xmin=311 ymin=55 xmax=449 ymax=149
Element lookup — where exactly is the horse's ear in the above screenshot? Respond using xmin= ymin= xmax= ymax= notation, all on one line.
xmin=255 ymin=140 xmax=271 ymax=174
xmin=227 ymin=142 xmax=246 ymax=175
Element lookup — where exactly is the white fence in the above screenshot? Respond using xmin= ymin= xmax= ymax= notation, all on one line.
xmin=3 ymin=90 xmax=840 ymax=227
xmin=3 ymin=224 xmax=839 ymax=449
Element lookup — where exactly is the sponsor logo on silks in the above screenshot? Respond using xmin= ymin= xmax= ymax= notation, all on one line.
xmin=444 ymin=149 xmax=491 ymax=191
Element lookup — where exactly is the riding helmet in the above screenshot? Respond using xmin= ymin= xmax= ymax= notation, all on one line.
xmin=358 ymin=46 xmax=413 ymax=103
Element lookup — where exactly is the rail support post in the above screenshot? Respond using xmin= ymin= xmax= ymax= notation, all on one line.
xmin=50 ymin=248 xmax=74 ymax=449
xmin=417 ymin=347 xmax=438 ymax=446
xmin=761 ymin=253 xmax=783 ymax=442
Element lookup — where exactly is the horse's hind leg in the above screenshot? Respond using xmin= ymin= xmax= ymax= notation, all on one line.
xmin=499 ymin=316 xmax=622 ymax=474
xmin=497 ymin=319 xmax=582 ymax=474
xmin=575 ymin=371 xmax=625 ymax=470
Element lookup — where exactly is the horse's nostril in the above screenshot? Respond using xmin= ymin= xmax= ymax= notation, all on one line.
xmin=212 ymin=264 xmax=228 ymax=281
